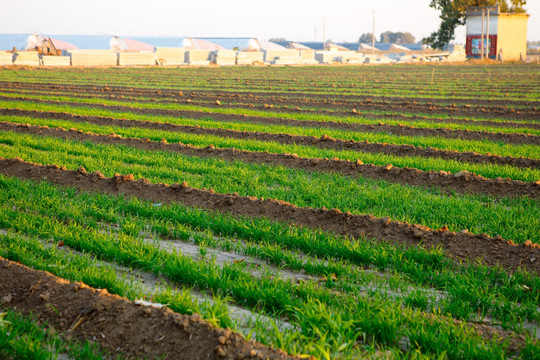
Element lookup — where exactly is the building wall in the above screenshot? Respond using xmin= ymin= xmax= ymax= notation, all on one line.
xmin=466 ymin=35 xmax=497 ymax=58
xmin=466 ymin=12 xmax=528 ymax=61
xmin=466 ymin=15 xmax=498 ymax=58
xmin=466 ymin=16 xmax=498 ymax=35
xmin=496 ymin=14 xmax=528 ymax=61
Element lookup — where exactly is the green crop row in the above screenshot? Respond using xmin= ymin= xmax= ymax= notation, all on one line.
xmin=0 ymin=66 xmax=538 ymax=101
xmin=2 ymin=113 xmax=539 ymax=182
xmin=0 ymin=308 xmax=118 ymax=360
xmin=0 ymin=231 xmax=314 ymax=358
xmin=2 ymin=85 xmax=538 ymax=128
xmin=1 ymin=60 xmax=538 ymax=360
xmin=1 ymin=90 xmax=538 ymax=138
xmin=1 ymin=98 xmax=539 ymax=161
xmin=0 ymin=176 xmax=535 ymax=359
xmin=1 ymin=174 xmax=537 ymax=326
xmin=0 ymin=131 xmax=537 ymax=243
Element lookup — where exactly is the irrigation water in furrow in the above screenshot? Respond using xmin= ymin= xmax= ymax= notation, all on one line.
xmin=0 ymin=256 xmax=295 ymax=360
xmin=0 ymin=157 xmax=537 ymax=273
xmin=0 ymin=229 xmax=297 ymax=335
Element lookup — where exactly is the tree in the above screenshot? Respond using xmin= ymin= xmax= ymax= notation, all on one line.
xmin=402 ymin=32 xmax=416 ymax=43
xmin=379 ymin=31 xmax=393 ymax=43
xmin=379 ymin=31 xmax=416 ymax=44
xmin=423 ymin=0 xmax=526 ymax=49
xmin=358 ymin=33 xmax=375 ymax=43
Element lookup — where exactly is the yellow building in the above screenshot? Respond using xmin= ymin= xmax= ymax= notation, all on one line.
xmin=466 ymin=6 xmax=529 ymax=61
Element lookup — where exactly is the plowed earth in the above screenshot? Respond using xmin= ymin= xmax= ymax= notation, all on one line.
xmin=1 ymin=95 xmax=538 ymax=145
xmin=2 ymin=81 xmax=538 ymax=120
xmin=1 ymin=84 xmax=539 ymax=130
xmin=2 ymin=121 xmax=538 ymax=198
xmin=3 ymin=107 xmax=537 ymax=169
xmin=0 ymin=257 xmax=296 ymax=360
xmin=0 ymin=158 xmax=538 ymax=274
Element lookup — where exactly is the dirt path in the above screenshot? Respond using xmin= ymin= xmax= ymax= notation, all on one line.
xmin=2 ymin=121 xmax=538 ymax=198
xmin=1 ymin=95 xmax=538 ymax=146
xmin=0 ymin=158 xmax=537 ymax=274
xmin=0 ymin=257 xmax=296 ymax=359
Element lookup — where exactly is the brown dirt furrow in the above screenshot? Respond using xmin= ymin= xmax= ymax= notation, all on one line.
xmin=0 ymin=158 xmax=538 ymax=274
xmin=0 ymin=244 xmax=531 ymax=356
xmin=1 ymin=95 xmax=538 ymax=145
xmin=3 ymin=81 xmax=539 ymax=116
xmin=3 ymin=108 xmax=538 ymax=169
xmin=187 ymin=95 xmax=540 ymax=121
xmin=2 ymin=121 xmax=538 ymax=198
xmin=0 ymin=257 xmax=295 ymax=360
xmin=3 ymin=86 xmax=536 ymax=130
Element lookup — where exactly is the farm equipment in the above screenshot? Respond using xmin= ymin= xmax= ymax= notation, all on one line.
xmin=39 ymin=37 xmax=61 ymax=56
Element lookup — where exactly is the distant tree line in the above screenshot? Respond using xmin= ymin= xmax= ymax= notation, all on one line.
xmin=358 ymin=32 xmax=416 ymax=44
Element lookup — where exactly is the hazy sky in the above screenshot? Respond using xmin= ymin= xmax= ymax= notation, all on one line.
xmin=2 ymin=0 xmax=539 ymax=43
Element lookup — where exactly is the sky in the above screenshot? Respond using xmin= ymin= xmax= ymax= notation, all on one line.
xmin=1 ymin=0 xmax=539 ymax=43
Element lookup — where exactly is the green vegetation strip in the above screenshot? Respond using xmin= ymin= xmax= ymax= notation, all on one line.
xmin=1 ymin=174 xmax=537 ymax=329
xmin=1 ymin=87 xmax=538 ymax=134
xmin=0 ymin=308 xmax=118 ymax=360
xmin=0 ymin=175 xmax=537 ymax=359
xmin=0 ymin=131 xmax=537 ymax=243
xmin=3 ymin=83 xmax=540 ymax=126
xmin=1 ymin=91 xmax=539 ymax=138
xmin=1 ymin=112 xmax=538 ymax=183
xmin=0 ymin=65 xmax=538 ymax=101
xmin=1 ymin=98 xmax=539 ymax=160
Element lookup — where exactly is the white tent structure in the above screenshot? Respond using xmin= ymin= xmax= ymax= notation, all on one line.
xmin=110 ymin=37 xmax=154 ymax=52
xmin=388 ymin=43 xmax=412 ymax=52
xmin=257 ymin=39 xmax=286 ymax=50
xmin=25 ymin=34 xmax=78 ymax=52
xmin=358 ymin=43 xmax=378 ymax=51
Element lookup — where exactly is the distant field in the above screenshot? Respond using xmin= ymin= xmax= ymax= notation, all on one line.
xmin=0 ymin=64 xmax=538 ymax=360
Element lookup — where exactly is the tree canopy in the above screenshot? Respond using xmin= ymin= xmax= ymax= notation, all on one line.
xmin=358 ymin=33 xmax=375 ymax=43
xmin=423 ymin=0 xmax=526 ymax=49
xmin=359 ymin=32 xmax=416 ymax=44
xmin=379 ymin=31 xmax=416 ymax=44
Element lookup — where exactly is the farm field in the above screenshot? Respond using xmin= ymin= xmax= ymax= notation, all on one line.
xmin=0 ymin=64 xmax=538 ymax=359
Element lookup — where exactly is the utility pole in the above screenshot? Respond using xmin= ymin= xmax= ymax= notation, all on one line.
xmin=481 ymin=8 xmax=485 ymax=61
xmin=372 ymin=10 xmax=375 ymax=56
xmin=323 ymin=17 xmax=326 ymax=49
xmin=486 ymin=8 xmax=490 ymax=59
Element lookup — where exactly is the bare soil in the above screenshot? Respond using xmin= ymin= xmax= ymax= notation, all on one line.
xmin=2 ymin=81 xmax=538 ymax=120
xmin=2 ymin=85 xmax=538 ymax=131
xmin=1 ymin=95 xmax=538 ymax=145
xmin=2 ymin=121 xmax=538 ymax=198
xmin=0 ymin=158 xmax=538 ymax=274
xmin=0 ymin=257 xmax=296 ymax=360
xmin=2 ymin=232 xmax=531 ymax=354
xmin=3 ymin=108 xmax=537 ymax=169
